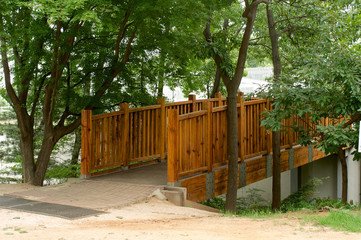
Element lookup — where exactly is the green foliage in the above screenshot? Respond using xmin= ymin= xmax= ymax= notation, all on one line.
xmin=310 ymin=210 xmax=361 ymax=232
xmin=44 ymin=163 xmax=80 ymax=185
xmin=202 ymin=188 xmax=273 ymax=216
xmin=259 ymin=0 xmax=361 ymax=158
xmin=311 ymin=197 xmax=355 ymax=210
xmin=281 ymin=178 xmax=323 ymax=212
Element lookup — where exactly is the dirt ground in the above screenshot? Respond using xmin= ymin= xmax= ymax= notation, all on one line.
xmin=1 ymin=184 xmax=360 ymax=240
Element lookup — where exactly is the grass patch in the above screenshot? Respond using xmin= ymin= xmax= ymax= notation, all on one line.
xmin=309 ymin=210 xmax=361 ymax=232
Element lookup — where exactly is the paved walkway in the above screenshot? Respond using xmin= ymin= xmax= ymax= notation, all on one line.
xmin=0 ymin=162 xmax=167 ymax=210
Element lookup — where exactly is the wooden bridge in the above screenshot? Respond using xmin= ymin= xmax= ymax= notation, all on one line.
xmin=81 ymin=93 xmax=328 ymax=202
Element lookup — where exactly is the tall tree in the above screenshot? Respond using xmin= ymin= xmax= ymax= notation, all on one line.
xmin=204 ymin=0 xmax=268 ymax=212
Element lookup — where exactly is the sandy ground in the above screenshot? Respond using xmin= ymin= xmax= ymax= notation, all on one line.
xmin=1 ymin=184 xmax=361 ymax=240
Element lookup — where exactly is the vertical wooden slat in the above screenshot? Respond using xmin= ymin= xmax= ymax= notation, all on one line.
xmin=120 ymin=103 xmax=130 ymax=166
xmin=147 ymin=110 xmax=150 ymax=156
xmin=266 ymin=99 xmax=272 ymax=154
xmin=81 ymin=110 xmax=92 ymax=177
xmin=167 ymin=109 xmax=179 ymax=183
xmin=111 ymin=116 xmax=116 ymax=164
xmin=204 ymin=101 xmax=212 ymax=172
xmin=91 ymin=120 xmax=96 ymax=170
xmin=157 ymin=98 xmax=166 ymax=160
xmin=95 ymin=120 xmax=100 ymax=166
xmin=106 ymin=117 xmax=111 ymax=165
xmin=137 ymin=111 xmax=141 ymax=158
xmin=142 ymin=110 xmax=146 ymax=158
xmin=101 ymin=118 xmax=106 ymax=167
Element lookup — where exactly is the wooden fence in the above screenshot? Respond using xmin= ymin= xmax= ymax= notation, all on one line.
xmin=81 ymin=93 xmax=227 ymax=177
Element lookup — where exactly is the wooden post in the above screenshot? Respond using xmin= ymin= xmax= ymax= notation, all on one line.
xmin=238 ymin=92 xmax=245 ymax=162
xmin=81 ymin=110 xmax=92 ymax=179
xmin=157 ymin=97 xmax=166 ymax=160
xmin=188 ymin=94 xmax=196 ymax=112
xmin=167 ymin=109 xmax=179 ymax=184
xmin=204 ymin=100 xmax=213 ymax=172
xmin=215 ymin=92 xmax=222 ymax=106
xmin=266 ymin=99 xmax=273 ymax=154
xmin=120 ymin=103 xmax=130 ymax=167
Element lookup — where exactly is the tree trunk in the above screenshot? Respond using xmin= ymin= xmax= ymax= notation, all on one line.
xmin=32 ymin=132 xmax=58 ymax=186
xmin=225 ymin=89 xmax=239 ymax=212
xmin=271 ymin=131 xmax=281 ymax=209
xmin=71 ymin=128 xmax=81 ymax=166
xmin=20 ymin=135 xmax=36 ymax=183
xmin=210 ymin=68 xmax=221 ymax=98
xmin=266 ymin=4 xmax=282 ymax=210
xmin=338 ymin=148 xmax=348 ymax=203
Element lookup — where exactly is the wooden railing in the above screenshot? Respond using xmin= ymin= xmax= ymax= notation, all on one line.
xmin=167 ymin=93 xmax=324 ymax=183
xmin=81 ymin=93 xmax=227 ymax=177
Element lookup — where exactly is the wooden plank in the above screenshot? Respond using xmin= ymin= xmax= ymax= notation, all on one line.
xmin=129 ymin=159 xmax=158 ymax=169
xmin=280 ymin=150 xmax=289 ymax=172
xmin=190 ymin=117 xmax=196 ymax=171
xmin=244 ymin=99 xmax=267 ymax=106
xmin=214 ymin=168 xmax=228 ymax=196
xmin=181 ymin=174 xmax=206 ymax=202
xmin=147 ymin=110 xmax=150 ymax=156
xmin=212 ymin=105 xmax=227 ymax=113
xmin=111 ymin=116 xmax=116 ymax=165
xmin=142 ymin=110 xmax=146 ymax=158
xmin=137 ymin=111 xmax=141 ymax=158
xmin=128 ymin=105 xmax=161 ymax=113
xmin=312 ymin=148 xmax=325 ymax=161
xmin=120 ymin=103 xmax=129 ymax=166
xmin=101 ymin=118 xmax=106 ymax=167
xmin=128 ymin=154 xmax=161 ymax=163
xmin=95 ymin=120 xmax=100 ymax=167
xmin=246 ymin=168 xmax=266 ymax=185
xmin=151 ymin=109 xmax=155 ymax=155
xmin=91 ymin=120 xmax=96 ymax=170
xmin=129 ymin=112 xmax=134 ymax=161
xmin=81 ymin=110 xmax=92 ymax=176
xmin=294 ymin=146 xmax=308 ymax=168
xmin=106 ymin=117 xmax=111 ymax=166
xmin=178 ymin=166 xmax=208 ymax=178
xmin=165 ymin=100 xmax=192 ymax=107
xmin=92 ymin=110 xmax=124 ymax=121
xmin=157 ymin=98 xmax=165 ymax=160
xmin=167 ymin=109 xmax=179 ymax=183
xmin=178 ymin=110 xmax=207 ymax=120
xmin=205 ymin=101 xmax=212 ymax=172
xmin=180 ymin=119 xmax=185 ymax=173
xmin=246 ymin=157 xmax=267 ymax=172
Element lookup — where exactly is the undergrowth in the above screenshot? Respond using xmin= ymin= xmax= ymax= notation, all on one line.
xmin=201 ymin=178 xmax=360 ymax=230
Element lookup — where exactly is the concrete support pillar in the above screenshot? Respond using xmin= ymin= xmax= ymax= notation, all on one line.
xmin=266 ymin=155 xmax=272 ymax=178
xmin=206 ymin=172 xmax=215 ymax=199
xmin=308 ymin=145 xmax=313 ymax=163
xmin=239 ymin=162 xmax=247 ymax=188
xmin=167 ymin=181 xmax=181 ymax=187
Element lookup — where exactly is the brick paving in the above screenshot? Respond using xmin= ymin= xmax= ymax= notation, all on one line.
xmin=6 ymin=180 xmax=163 ymax=210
